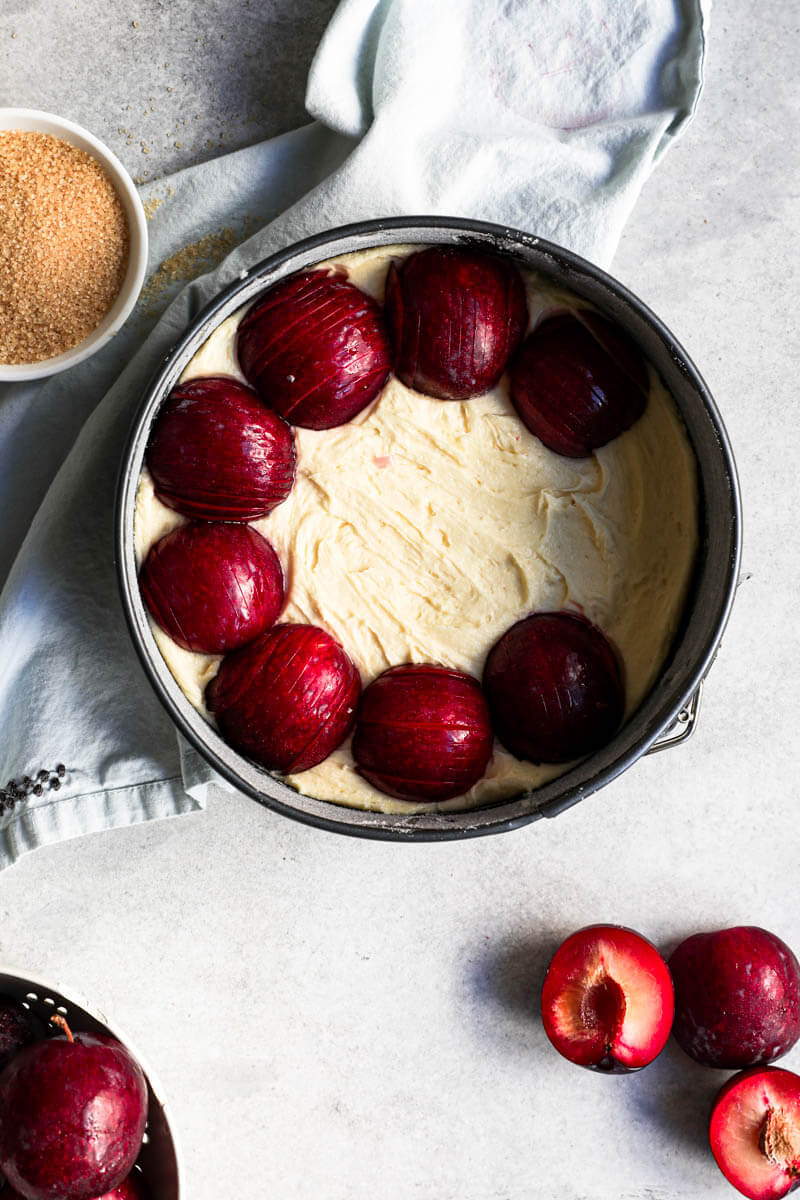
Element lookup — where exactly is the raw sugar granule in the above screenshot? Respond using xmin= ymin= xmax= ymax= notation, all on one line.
xmin=0 ymin=130 xmax=129 ymax=364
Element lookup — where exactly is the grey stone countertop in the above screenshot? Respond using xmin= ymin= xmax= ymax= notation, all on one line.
xmin=1 ymin=2 xmax=799 ymax=1198
xmin=1 ymin=0 xmax=340 ymax=181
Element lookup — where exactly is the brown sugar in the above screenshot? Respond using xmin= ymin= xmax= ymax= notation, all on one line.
xmin=0 ymin=130 xmax=130 ymax=364
xmin=137 ymin=225 xmax=245 ymax=321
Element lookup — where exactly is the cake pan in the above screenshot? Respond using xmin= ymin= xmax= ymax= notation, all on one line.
xmin=0 ymin=967 xmax=181 ymax=1197
xmin=116 ymin=217 xmax=741 ymax=841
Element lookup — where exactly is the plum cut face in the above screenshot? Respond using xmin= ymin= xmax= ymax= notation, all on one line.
xmin=541 ymin=924 xmax=674 ymax=1072
xmin=145 ymin=376 xmax=296 ymax=521
xmin=0 ymin=1032 xmax=148 ymax=1200
xmin=207 ymin=623 xmax=361 ymax=774
xmin=237 ymin=270 xmax=392 ymax=430
xmin=140 ymin=522 xmax=285 ymax=654
xmin=482 ymin=611 xmax=625 ymax=764
xmin=384 ymin=246 xmax=528 ymax=400
xmin=351 ymin=663 xmax=493 ymax=802
xmin=509 ymin=309 xmax=648 ymax=457
xmin=670 ymin=927 xmax=800 ymax=1069
xmin=710 ymin=1067 xmax=800 ymax=1200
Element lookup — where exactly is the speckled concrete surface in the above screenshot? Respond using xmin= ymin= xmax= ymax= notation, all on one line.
xmin=0 ymin=0 xmax=339 ymax=181
xmin=1 ymin=3 xmax=800 ymax=1199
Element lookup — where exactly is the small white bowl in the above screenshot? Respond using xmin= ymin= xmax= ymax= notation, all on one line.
xmin=0 ymin=108 xmax=148 ymax=382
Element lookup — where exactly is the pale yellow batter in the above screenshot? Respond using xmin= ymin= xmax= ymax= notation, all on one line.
xmin=134 ymin=245 xmax=698 ymax=814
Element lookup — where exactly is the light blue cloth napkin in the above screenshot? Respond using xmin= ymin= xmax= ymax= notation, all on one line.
xmin=0 ymin=0 xmax=709 ymax=865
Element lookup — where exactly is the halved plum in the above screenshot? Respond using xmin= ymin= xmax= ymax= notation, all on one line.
xmin=482 ymin=611 xmax=624 ymax=763
xmin=146 ymin=376 xmax=296 ymax=520
xmin=206 ymin=624 xmax=361 ymax=773
xmin=351 ymin=663 xmax=493 ymax=801
xmin=140 ymin=522 xmax=284 ymax=654
xmin=709 ymin=1067 xmax=800 ymax=1199
xmin=384 ymin=246 xmax=528 ymax=400
xmin=541 ymin=924 xmax=674 ymax=1072
xmin=237 ymin=270 xmax=391 ymax=429
xmin=509 ymin=309 xmax=648 ymax=457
